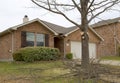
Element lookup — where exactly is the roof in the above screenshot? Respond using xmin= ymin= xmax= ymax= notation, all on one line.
xmin=0 ymin=18 xmax=80 ymax=36
xmin=91 ymin=17 xmax=120 ymax=28
xmin=0 ymin=18 xmax=103 ymax=41
xmin=40 ymin=20 xmax=67 ymax=34
xmin=0 ymin=18 xmax=62 ymax=36
xmin=40 ymin=20 xmax=79 ymax=35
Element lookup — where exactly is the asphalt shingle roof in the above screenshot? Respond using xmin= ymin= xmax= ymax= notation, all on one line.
xmin=41 ymin=20 xmax=79 ymax=34
xmin=40 ymin=20 xmax=67 ymax=34
xmin=91 ymin=17 xmax=120 ymax=28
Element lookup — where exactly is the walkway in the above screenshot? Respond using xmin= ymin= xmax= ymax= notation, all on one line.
xmin=100 ymin=60 xmax=120 ymax=66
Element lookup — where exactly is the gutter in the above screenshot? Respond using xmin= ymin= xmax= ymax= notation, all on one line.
xmin=0 ymin=28 xmax=15 ymax=37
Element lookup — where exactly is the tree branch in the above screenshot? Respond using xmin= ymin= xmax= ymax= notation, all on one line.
xmin=87 ymin=0 xmax=95 ymax=12
xmin=71 ymin=0 xmax=81 ymax=13
xmin=88 ymin=0 xmax=120 ymax=23
xmin=33 ymin=0 xmax=75 ymax=7
xmin=31 ymin=0 xmax=81 ymax=29
xmin=88 ymin=1 xmax=115 ymax=13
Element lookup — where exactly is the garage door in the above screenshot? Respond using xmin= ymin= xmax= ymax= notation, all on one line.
xmin=71 ymin=41 xmax=96 ymax=59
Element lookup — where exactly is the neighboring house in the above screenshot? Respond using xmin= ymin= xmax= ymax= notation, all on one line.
xmin=0 ymin=15 xmax=103 ymax=61
xmin=92 ymin=17 xmax=120 ymax=57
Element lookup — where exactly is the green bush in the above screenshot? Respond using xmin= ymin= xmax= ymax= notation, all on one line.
xmin=13 ymin=47 xmax=60 ymax=62
xmin=13 ymin=51 xmax=23 ymax=61
xmin=118 ymin=46 xmax=120 ymax=56
xmin=65 ymin=53 xmax=73 ymax=59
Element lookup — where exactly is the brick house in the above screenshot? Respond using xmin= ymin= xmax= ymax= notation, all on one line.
xmin=0 ymin=16 xmax=103 ymax=61
xmin=92 ymin=17 xmax=120 ymax=57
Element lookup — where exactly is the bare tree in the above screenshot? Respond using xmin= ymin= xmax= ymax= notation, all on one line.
xmin=31 ymin=0 xmax=120 ymax=68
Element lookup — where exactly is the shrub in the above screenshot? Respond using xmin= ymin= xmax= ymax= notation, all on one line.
xmin=13 ymin=51 xmax=23 ymax=61
xmin=13 ymin=47 xmax=60 ymax=62
xmin=118 ymin=46 xmax=120 ymax=56
xmin=65 ymin=53 xmax=73 ymax=59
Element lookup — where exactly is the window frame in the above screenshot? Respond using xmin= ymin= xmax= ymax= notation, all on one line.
xmin=26 ymin=32 xmax=35 ymax=46
xmin=36 ymin=33 xmax=45 ymax=46
xmin=21 ymin=31 xmax=46 ymax=47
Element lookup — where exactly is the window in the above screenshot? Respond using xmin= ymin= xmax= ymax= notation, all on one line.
xmin=26 ymin=32 xmax=35 ymax=46
xmin=21 ymin=31 xmax=48 ymax=47
xmin=36 ymin=34 xmax=45 ymax=46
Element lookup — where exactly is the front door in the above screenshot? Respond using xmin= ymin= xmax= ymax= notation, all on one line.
xmin=54 ymin=37 xmax=64 ymax=56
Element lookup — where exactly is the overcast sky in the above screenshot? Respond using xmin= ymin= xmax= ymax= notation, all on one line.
xmin=0 ymin=0 xmax=120 ymax=32
xmin=0 ymin=0 xmax=74 ymax=32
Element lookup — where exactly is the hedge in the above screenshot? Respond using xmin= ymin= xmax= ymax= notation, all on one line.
xmin=13 ymin=47 xmax=60 ymax=62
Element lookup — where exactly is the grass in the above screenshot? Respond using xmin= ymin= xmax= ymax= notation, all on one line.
xmin=0 ymin=61 xmax=64 ymax=74
xmin=0 ymin=61 xmax=69 ymax=83
xmin=0 ymin=61 xmax=107 ymax=83
xmin=101 ymin=56 xmax=120 ymax=61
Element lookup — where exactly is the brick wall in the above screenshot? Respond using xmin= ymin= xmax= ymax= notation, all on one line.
xmin=0 ymin=33 xmax=13 ymax=61
xmin=94 ymin=22 xmax=120 ymax=56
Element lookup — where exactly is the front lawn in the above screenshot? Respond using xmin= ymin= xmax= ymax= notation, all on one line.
xmin=0 ymin=61 xmax=73 ymax=83
xmin=0 ymin=61 xmax=113 ymax=83
xmin=0 ymin=61 xmax=87 ymax=83
xmin=101 ymin=56 xmax=120 ymax=61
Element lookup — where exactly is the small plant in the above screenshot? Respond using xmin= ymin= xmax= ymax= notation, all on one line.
xmin=118 ymin=46 xmax=120 ymax=56
xmin=65 ymin=53 xmax=73 ymax=59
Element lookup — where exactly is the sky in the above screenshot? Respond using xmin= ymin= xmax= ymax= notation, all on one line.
xmin=0 ymin=0 xmax=74 ymax=32
xmin=0 ymin=0 xmax=120 ymax=32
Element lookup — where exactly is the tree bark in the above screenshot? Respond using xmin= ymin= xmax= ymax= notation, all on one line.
xmin=80 ymin=0 xmax=90 ymax=68
xmin=80 ymin=19 xmax=89 ymax=68
xmin=81 ymin=31 xmax=89 ymax=68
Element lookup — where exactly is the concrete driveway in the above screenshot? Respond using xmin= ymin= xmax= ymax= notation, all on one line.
xmin=100 ymin=60 xmax=120 ymax=66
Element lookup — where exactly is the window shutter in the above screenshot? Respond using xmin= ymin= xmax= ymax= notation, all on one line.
xmin=45 ymin=34 xmax=49 ymax=47
xmin=21 ymin=31 xmax=26 ymax=47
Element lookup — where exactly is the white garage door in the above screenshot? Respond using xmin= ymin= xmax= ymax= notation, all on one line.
xmin=71 ymin=41 xmax=96 ymax=59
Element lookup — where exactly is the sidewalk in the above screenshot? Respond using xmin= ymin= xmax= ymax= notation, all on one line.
xmin=100 ymin=60 xmax=120 ymax=66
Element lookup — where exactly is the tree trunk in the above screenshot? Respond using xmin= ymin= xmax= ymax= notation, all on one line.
xmin=80 ymin=17 xmax=90 ymax=68
xmin=80 ymin=0 xmax=90 ymax=68
xmin=81 ymin=31 xmax=89 ymax=68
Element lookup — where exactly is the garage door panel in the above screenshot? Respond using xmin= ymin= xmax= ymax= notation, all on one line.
xmin=71 ymin=42 xmax=81 ymax=59
xmin=71 ymin=41 xmax=96 ymax=59
xmin=89 ymin=43 xmax=96 ymax=58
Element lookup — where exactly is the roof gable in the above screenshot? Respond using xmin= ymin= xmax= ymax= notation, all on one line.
xmin=13 ymin=18 xmax=59 ymax=35
xmin=64 ymin=26 xmax=104 ymax=41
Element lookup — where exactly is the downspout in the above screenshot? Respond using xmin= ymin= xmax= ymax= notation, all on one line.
xmin=63 ymin=37 xmax=66 ymax=59
xmin=8 ymin=30 xmax=14 ymax=61
xmin=11 ymin=31 xmax=14 ymax=54
xmin=113 ymin=22 xmax=120 ymax=56
xmin=114 ymin=24 xmax=117 ymax=55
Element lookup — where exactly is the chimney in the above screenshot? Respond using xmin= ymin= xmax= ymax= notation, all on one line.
xmin=23 ymin=15 xmax=29 ymax=23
